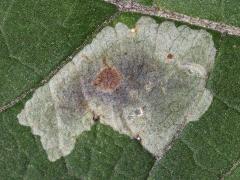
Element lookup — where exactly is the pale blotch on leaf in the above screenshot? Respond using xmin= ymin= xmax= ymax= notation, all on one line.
xmin=17 ymin=17 xmax=216 ymax=161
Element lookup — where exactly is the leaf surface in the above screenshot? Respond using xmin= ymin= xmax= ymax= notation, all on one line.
xmin=153 ymin=0 xmax=240 ymax=27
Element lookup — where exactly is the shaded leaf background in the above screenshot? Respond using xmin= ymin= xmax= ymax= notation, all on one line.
xmin=1 ymin=0 xmax=240 ymax=179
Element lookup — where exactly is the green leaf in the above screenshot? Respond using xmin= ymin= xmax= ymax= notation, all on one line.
xmin=66 ymin=123 xmax=155 ymax=179
xmin=208 ymin=35 xmax=240 ymax=111
xmin=148 ymin=140 xmax=218 ymax=180
xmin=1 ymin=1 xmax=240 ymax=179
xmin=0 ymin=0 xmax=117 ymax=107
xmin=153 ymin=0 xmax=240 ymax=27
xmin=135 ymin=0 xmax=153 ymax=6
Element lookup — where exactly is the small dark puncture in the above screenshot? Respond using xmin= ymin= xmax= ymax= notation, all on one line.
xmin=92 ymin=66 xmax=122 ymax=93
xmin=92 ymin=111 xmax=100 ymax=122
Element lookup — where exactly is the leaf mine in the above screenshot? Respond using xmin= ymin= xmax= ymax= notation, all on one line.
xmin=17 ymin=17 xmax=216 ymax=161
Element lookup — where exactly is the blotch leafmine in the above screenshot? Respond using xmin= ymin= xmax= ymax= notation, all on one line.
xmin=17 ymin=17 xmax=216 ymax=161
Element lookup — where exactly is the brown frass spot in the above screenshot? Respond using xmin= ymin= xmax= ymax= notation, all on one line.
xmin=92 ymin=66 xmax=122 ymax=92
xmin=167 ymin=53 xmax=174 ymax=59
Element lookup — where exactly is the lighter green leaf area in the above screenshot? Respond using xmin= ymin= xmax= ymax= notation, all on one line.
xmin=0 ymin=0 xmax=117 ymax=107
xmin=111 ymin=12 xmax=144 ymax=28
xmin=18 ymin=16 xmax=216 ymax=162
xmin=153 ymin=0 xmax=240 ymax=27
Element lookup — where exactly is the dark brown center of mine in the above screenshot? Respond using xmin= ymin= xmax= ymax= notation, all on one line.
xmin=92 ymin=67 xmax=122 ymax=92
xmin=167 ymin=53 xmax=174 ymax=59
